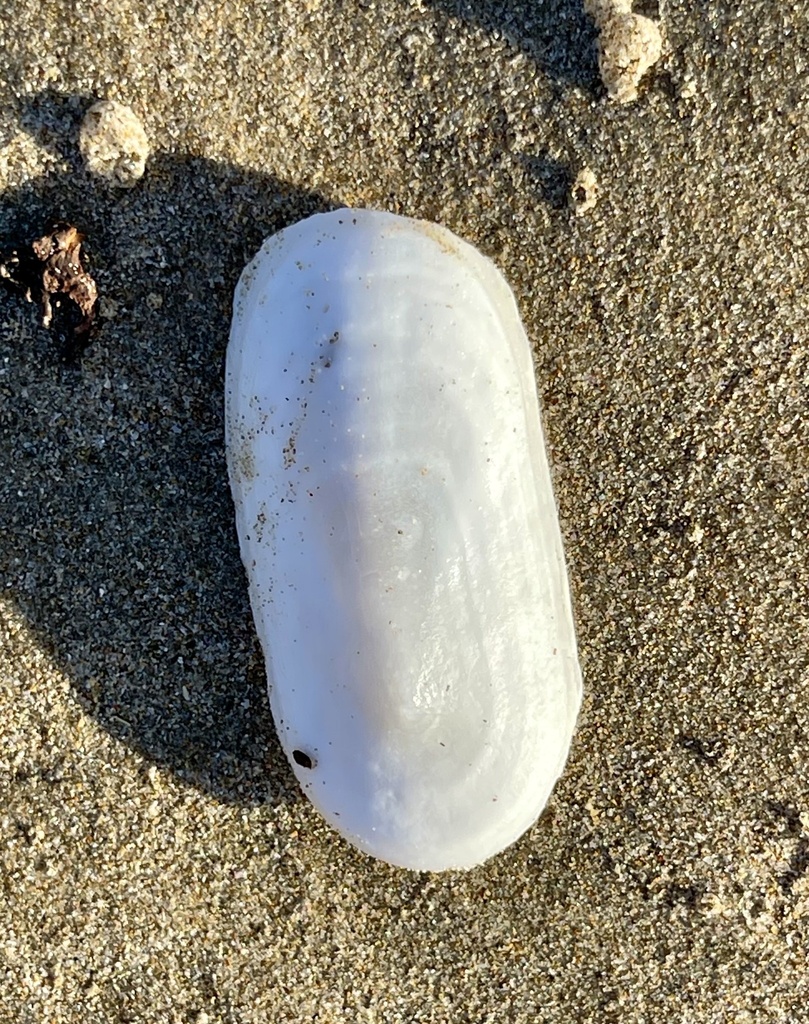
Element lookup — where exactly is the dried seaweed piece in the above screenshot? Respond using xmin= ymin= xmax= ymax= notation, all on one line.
xmin=0 ymin=222 xmax=98 ymax=362
xmin=32 ymin=224 xmax=98 ymax=331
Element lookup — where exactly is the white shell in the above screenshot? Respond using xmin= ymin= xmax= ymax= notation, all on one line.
xmin=226 ymin=209 xmax=581 ymax=871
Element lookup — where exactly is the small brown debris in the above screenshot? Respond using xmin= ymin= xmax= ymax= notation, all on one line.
xmin=1 ymin=222 xmax=98 ymax=362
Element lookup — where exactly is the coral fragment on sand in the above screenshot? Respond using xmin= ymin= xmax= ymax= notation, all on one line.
xmin=79 ymin=99 xmax=149 ymax=187
xmin=585 ymin=0 xmax=663 ymax=103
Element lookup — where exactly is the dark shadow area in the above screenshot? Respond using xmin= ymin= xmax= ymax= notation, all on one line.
xmin=0 ymin=90 xmax=333 ymax=805
xmin=516 ymin=151 xmax=573 ymax=210
xmin=427 ymin=0 xmax=600 ymax=92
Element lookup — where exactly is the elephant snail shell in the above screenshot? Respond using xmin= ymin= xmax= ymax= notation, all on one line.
xmin=225 ymin=208 xmax=582 ymax=871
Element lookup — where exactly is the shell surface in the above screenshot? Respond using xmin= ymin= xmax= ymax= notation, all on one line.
xmin=226 ymin=209 xmax=581 ymax=871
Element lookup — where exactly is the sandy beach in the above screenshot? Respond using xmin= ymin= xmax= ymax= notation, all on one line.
xmin=1 ymin=0 xmax=808 ymax=1020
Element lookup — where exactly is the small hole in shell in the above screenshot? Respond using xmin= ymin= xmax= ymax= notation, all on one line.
xmin=293 ymin=749 xmax=314 ymax=769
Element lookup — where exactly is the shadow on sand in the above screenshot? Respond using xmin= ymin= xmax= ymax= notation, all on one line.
xmin=425 ymin=0 xmax=600 ymax=92
xmin=1 ymin=91 xmax=332 ymax=805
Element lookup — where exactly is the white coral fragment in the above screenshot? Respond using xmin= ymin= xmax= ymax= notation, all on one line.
xmin=79 ymin=100 xmax=150 ymax=188
xmin=586 ymin=1 xmax=663 ymax=103
xmin=572 ymin=167 xmax=599 ymax=216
